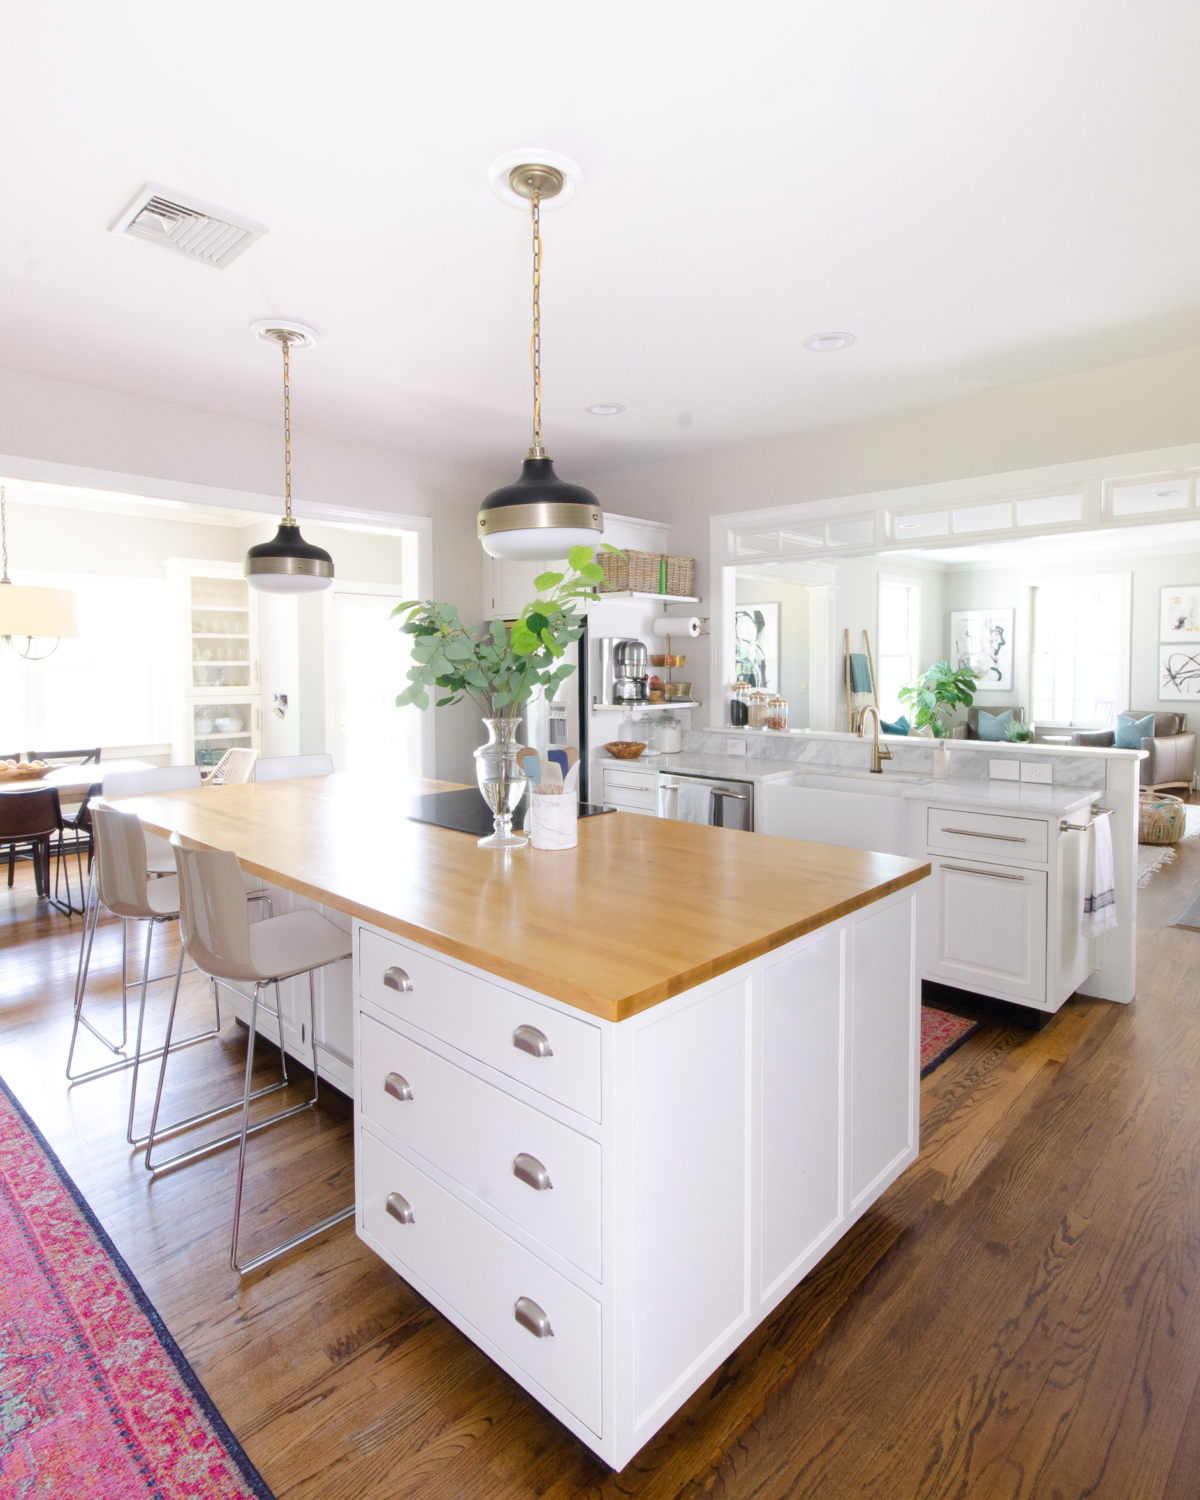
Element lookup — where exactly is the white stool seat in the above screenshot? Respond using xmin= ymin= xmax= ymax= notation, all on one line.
xmin=145 ymin=874 xmax=181 ymax=916
xmin=248 ymin=910 xmax=351 ymax=982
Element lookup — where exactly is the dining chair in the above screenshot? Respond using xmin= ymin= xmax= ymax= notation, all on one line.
xmin=253 ymin=753 xmax=334 ymax=782
xmin=28 ymin=746 xmax=102 ymax=766
xmin=68 ymin=807 xmax=222 ymax=1138
xmin=161 ymin=830 xmax=354 ymax=1274
xmin=203 ymin=748 xmax=259 ymax=786
xmin=0 ymin=788 xmax=61 ymax=900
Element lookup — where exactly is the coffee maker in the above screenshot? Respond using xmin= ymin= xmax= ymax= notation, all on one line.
xmin=612 ymin=639 xmax=649 ymax=704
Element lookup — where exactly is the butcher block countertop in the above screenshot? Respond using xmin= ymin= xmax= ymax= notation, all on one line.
xmin=111 ymin=772 xmax=930 ymax=1023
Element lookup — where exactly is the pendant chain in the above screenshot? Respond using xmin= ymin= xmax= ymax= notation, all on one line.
xmin=530 ymin=190 xmax=543 ymax=454
xmin=282 ymin=335 xmax=293 ymax=521
xmin=0 ymin=486 xmax=8 ymax=583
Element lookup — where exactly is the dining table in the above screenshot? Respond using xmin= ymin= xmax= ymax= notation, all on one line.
xmin=0 ymin=759 xmax=155 ymax=803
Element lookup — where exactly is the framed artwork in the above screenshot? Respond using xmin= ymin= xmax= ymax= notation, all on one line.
xmin=734 ymin=602 xmax=780 ymax=691
xmin=1159 ymin=644 xmax=1200 ymax=698
xmin=949 ymin=608 xmax=1014 ymax=692
xmin=1160 ymin=586 xmax=1200 ymax=642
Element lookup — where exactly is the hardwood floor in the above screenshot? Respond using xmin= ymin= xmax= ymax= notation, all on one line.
xmin=3 ymin=838 xmax=1200 ymax=1499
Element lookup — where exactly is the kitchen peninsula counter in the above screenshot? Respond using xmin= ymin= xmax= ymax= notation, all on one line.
xmin=114 ymin=771 xmax=930 ymax=1469
xmin=113 ymin=771 xmax=928 ymax=1023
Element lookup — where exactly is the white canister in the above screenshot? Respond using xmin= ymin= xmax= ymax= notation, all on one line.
xmin=658 ymin=721 xmax=682 ymax=753
xmin=530 ymin=793 xmax=578 ymax=850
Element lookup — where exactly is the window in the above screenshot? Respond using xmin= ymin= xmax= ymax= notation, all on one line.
xmin=0 ymin=572 xmax=171 ymax=752
xmin=877 ymin=578 xmax=921 ymax=723
xmin=1030 ymin=574 xmax=1130 ymax=727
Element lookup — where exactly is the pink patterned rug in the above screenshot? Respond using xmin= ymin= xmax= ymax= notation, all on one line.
xmin=920 ymin=1006 xmax=981 ymax=1077
xmin=0 ymin=1074 xmax=273 ymax=1498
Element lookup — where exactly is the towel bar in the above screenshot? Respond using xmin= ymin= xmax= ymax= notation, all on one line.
xmin=1060 ymin=807 xmax=1113 ymax=833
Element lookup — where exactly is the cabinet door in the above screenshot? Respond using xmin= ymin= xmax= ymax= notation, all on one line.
xmin=927 ymin=858 xmax=1047 ymax=1004
xmin=760 ymin=931 xmax=842 ymax=1296
xmin=486 ymin=557 xmax=566 ymax=621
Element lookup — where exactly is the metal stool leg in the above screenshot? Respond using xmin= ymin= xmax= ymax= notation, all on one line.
xmin=230 ymin=969 xmax=353 ymax=1276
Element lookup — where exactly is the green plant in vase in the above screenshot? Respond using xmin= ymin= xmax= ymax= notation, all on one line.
xmin=393 ymin=545 xmax=619 ymax=846
xmin=1004 ymin=719 xmax=1034 ymax=743
xmin=897 ymin=660 xmax=980 ymax=739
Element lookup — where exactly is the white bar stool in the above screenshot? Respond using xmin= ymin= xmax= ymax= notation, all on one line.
xmin=66 ymin=806 xmax=222 ymax=1149
xmin=72 ymin=765 xmax=204 ymax=1062
xmin=157 ymin=831 xmax=354 ymax=1275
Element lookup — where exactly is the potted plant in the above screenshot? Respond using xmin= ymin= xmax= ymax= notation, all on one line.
xmin=1004 ymin=720 xmax=1034 ymax=743
xmin=897 ymin=660 xmax=980 ymax=738
xmin=393 ymin=545 xmax=617 ymax=846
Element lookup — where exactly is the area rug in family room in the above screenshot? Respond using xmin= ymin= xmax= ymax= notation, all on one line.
xmin=0 ymin=1074 xmax=274 ymax=1499
xmin=920 ymin=1006 xmax=980 ymax=1077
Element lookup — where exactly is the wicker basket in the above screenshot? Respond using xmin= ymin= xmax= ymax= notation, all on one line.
xmin=1139 ymin=790 xmax=1187 ymax=845
xmin=597 ymin=550 xmax=696 ymax=596
xmin=665 ymin=555 xmax=695 ymax=597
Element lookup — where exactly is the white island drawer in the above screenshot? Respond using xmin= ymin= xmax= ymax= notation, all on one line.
xmin=360 ymin=1012 xmax=602 ymax=1279
xmin=361 ymin=1127 xmax=602 ymax=1436
xmin=358 ymin=927 xmax=602 ymax=1122
xmin=926 ymin=806 xmax=1050 ymax=863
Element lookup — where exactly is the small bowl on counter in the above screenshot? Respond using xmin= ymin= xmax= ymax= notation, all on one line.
xmin=604 ymin=741 xmax=648 ymax=760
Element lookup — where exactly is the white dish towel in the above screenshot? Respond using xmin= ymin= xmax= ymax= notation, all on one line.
xmin=675 ymin=781 xmax=713 ymax=824
xmin=1082 ymin=813 xmax=1118 ymax=937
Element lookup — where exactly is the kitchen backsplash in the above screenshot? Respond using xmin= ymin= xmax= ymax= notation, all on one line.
xmin=680 ymin=728 xmax=1109 ymax=789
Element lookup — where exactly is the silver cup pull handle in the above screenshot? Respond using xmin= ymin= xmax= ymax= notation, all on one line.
xmin=384 ymin=1072 xmax=413 ymax=1102
xmin=385 ymin=1192 xmax=414 ymax=1225
xmin=512 ymin=1024 xmax=553 ymax=1058
xmin=383 ymin=966 xmax=413 ymax=993
xmin=514 ymin=1296 xmax=554 ymax=1338
xmin=513 ymin=1152 xmax=553 ymax=1191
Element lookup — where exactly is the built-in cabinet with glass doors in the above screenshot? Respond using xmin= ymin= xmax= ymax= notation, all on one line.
xmin=165 ymin=560 xmax=261 ymax=769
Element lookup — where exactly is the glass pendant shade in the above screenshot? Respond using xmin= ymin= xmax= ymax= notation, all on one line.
xmin=244 ymin=521 xmax=334 ymax=593
xmin=0 ymin=581 xmax=78 ymax=639
xmin=478 ymin=457 xmax=604 ymax=561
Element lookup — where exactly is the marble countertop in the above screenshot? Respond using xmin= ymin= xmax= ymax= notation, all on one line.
xmin=900 ymin=780 xmax=1101 ymax=816
xmin=600 ymin=751 xmax=804 ymax=784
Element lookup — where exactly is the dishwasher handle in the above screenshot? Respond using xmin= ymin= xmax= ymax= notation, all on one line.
xmin=711 ymin=786 xmax=750 ymax=830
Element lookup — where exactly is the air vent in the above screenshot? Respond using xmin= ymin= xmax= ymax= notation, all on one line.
xmin=108 ymin=183 xmax=266 ymax=269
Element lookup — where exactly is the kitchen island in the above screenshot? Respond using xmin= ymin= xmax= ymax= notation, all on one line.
xmin=114 ymin=772 xmax=930 ymax=1469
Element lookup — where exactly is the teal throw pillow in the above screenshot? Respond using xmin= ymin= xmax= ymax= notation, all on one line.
xmin=879 ymin=716 xmax=909 ymax=736
xmin=1115 ymin=712 xmax=1155 ymax=749
xmin=976 ymin=709 xmax=1014 ymax=741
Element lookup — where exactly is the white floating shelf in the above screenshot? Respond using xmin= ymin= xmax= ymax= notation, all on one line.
xmin=592 ymin=701 xmax=701 ymax=711
xmin=591 ymin=591 xmax=701 ymax=604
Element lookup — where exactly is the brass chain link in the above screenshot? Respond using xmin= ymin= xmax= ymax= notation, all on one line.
xmin=530 ymin=190 xmax=542 ymax=453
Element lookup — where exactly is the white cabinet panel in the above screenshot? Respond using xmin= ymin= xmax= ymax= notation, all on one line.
xmin=361 ymin=1128 xmax=603 ymax=1435
xmin=849 ymin=898 xmax=916 ymax=1206
xmin=760 ymin=931 xmax=842 ymax=1295
xmin=925 ymin=806 xmax=1050 ymax=863
xmin=927 ymin=858 xmax=1047 ymax=1004
xmin=632 ymin=977 xmax=750 ymax=1428
xmin=359 ymin=1012 xmax=602 ymax=1279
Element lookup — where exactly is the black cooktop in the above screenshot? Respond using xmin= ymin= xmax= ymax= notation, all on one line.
xmin=407 ymin=787 xmax=615 ymax=838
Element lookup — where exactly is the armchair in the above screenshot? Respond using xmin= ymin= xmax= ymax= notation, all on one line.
xmin=1071 ymin=712 xmax=1194 ymax=792
xmin=950 ymin=706 xmax=1026 ymax=740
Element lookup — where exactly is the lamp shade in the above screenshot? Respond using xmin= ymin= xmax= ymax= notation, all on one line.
xmin=244 ymin=522 xmax=334 ymax=594
xmin=478 ymin=457 xmax=603 ymax=561
xmin=0 ymin=582 xmax=78 ymax=639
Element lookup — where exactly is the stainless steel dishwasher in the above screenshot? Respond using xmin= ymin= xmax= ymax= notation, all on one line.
xmin=658 ymin=771 xmax=754 ymax=831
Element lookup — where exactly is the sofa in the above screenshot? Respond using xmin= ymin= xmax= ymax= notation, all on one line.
xmin=950 ymin=706 xmax=1027 ymax=740
xmin=1071 ymin=712 xmax=1195 ymax=791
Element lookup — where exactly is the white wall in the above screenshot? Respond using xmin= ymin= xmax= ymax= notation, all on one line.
xmin=0 ymin=365 xmax=503 ymax=779
xmin=734 ymin=576 xmax=811 ymax=727
xmin=828 ymin=556 xmax=947 ymax=728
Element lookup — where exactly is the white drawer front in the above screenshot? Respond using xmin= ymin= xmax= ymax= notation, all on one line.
xmin=926 ymin=806 xmax=1050 ymax=863
xmin=361 ymin=1127 xmax=602 ymax=1435
xmin=358 ymin=927 xmax=602 ymax=1122
xmin=602 ymin=766 xmax=656 ymax=793
xmin=360 ymin=1012 xmax=602 ymax=1279
xmin=927 ymin=859 xmax=1047 ymax=1003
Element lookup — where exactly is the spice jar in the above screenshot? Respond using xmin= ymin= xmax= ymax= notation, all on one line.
xmin=767 ymin=695 xmax=788 ymax=731
xmin=748 ymin=690 xmax=770 ymax=730
xmin=730 ymin=681 xmax=751 ymax=727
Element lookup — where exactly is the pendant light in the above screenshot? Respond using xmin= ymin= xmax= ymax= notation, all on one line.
xmin=477 ymin=163 xmax=604 ymax=562
xmin=244 ymin=322 xmax=334 ymax=593
xmin=0 ymin=487 xmax=78 ymax=659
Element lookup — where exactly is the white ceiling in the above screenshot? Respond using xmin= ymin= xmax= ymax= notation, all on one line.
xmin=4 ymin=2 xmax=1200 ymax=479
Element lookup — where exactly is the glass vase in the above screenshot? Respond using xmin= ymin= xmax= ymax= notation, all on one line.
xmin=474 ymin=717 xmax=529 ymax=848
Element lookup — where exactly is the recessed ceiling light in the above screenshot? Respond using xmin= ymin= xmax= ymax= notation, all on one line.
xmin=803 ymin=332 xmax=856 ymax=353
xmin=585 ymin=403 xmax=625 ymax=416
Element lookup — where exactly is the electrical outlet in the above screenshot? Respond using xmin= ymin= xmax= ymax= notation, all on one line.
xmin=1020 ymin=762 xmax=1052 ymax=784
xmin=726 ymin=738 xmax=747 ymax=755
xmin=990 ymin=759 xmax=1020 ymax=781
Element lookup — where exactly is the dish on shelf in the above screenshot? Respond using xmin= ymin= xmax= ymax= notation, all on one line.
xmin=650 ymin=654 xmax=685 ymax=668
xmin=212 ymin=717 xmax=244 ymax=733
xmin=604 ymin=741 xmax=647 ymax=760
xmin=194 ymin=718 xmax=214 ymax=735
xmin=662 ymin=681 xmax=692 ymax=699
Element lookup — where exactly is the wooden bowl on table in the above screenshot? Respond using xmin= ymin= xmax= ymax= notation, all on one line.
xmin=604 ymin=741 xmax=647 ymax=760
xmin=0 ymin=763 xmax=50 ymax=784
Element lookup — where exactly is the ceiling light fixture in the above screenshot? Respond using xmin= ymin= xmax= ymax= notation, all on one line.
xmin=243 ymin=321 xmax=334 ymax=593
xmin=585 ymin=403 xmax=625 ymax=416
xmin=478 ymin=159 xmax=603 ymax=561
xmin=803 ymin=332 xmax=856 ymax=353
xmin=0 ymin=487 xmax=78 ymax=658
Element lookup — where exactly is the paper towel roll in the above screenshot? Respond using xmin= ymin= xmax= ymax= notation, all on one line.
xmin=653 ymin=616 xmax=701 ymax=638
